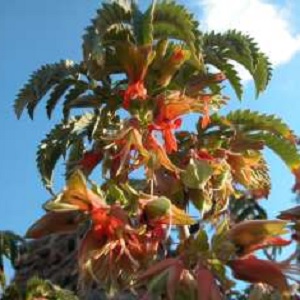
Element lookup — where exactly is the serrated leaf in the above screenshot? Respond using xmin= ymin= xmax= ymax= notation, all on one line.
xmin=222 ymin=62 xmax=243 ymax=100
xmin=133 ymin=1 xmax=154 ymax=45
xmin=250 ymin=133 xmax=300 ymax=170
xmin=82 ymin=1 xmax=133 ymax=61
xmin=37 ymin=113 xmax=96 ymax=191
xmin=153 ymin=0 xmax=202 ymax=67
xmin=65 ymin=138 xmax=85 ymax=178
xmin=203 ymin=30 xmax=272 ymax=97
xmin=63 ymin=81 xmax=89 ymax=120
xmin=14 ymin=60 xmax=79 ymax=119
xmin=253 ymin=53 xmax=272 ymax=97
xmin=46 ymin=78 xmax=76 ymax=118
xmin=226 ymin=110 xmax=295 ymax=141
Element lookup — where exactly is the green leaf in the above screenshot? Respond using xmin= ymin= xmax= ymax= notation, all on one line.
xmin=195 ymin=229 xmax=210 ymax=253
xmin=153 ymin=0 xmax=202 ymax=67
xmin=226 ymin=109 xmax=295 ymax=141
xmin=181 ymin=159 xmax=214 ymax=189
xmin=62 ymin=81 xmax=89 ymax=120
xmin=106 ymin=184 xmax=127 ymax=205
xmin=82 ymin=0 xmax=133 ymax=61
xmin=36 ymin=113 xmax=97 ymax=191
xmin=203 ymin=30 xmax=272 ymax=98
xmin=14 ymin=60 xmax=79 ymax=119
xmin=0 ymin=231 xmax=23 ymax=279
xmin=65 ymin=138 xmax=85 ymax=178
xmin=133 ymin=1 xmax=155 ymax=45
xmin=253 ymin=53 xmax=272 ymax=97
xmin=250 ymin=132 xmax=300 ymax=171
xmin=46 ymin=78 xmax=76 ymax=119
xmin=222 ymin=62 xmax=243 ymax=100
xmin=146 ymin=270 xmax=169 ymax=297
xmin=189 ymin=189 xmax=212 ymax=215
xmin=25 ymin=276 xmax=79 ymax=300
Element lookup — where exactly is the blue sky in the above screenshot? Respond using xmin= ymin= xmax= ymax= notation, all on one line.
xmin=1 ymin=0 xmax=300 ymax=242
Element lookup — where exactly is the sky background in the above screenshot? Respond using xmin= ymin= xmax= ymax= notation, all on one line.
xmin=1 ymin=0 xmax=300 ymax=265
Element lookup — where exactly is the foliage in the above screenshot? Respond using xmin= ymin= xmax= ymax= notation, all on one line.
xmin=1 ymin=277 xmax=78 ymax=300
xmin=0 ymin=231 xmax=23 ymax=293
xmin=10 ymin=0 xmax=300 ymax=299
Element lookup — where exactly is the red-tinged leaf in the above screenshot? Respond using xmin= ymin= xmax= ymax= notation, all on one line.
xmin=196 ymin=267 xmax=222 ymax=300
xmin=229 ymin=256 xmax=290 ymax=294
xmin=292 ymin=167 xmax=300 ymax=192
xmin=228 ymin=219 xmax=289 ymax=255
xmin=138 ymin=258 xmax=180 ymax=282
xmin=166 ymin=261 xmax=184 ymax=300
xmin=246 ymin=237 xmax=291 ymax=254
xmin=278 ymin=205 xmax=300 ymax=220
xmin=26 ymin=211 xmax=84 ymax=239
xmin=179 ymin=270 xmax=197 ymax=300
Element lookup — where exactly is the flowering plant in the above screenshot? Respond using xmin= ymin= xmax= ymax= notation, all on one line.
xmin=11 ymin=0 xmax=300 ymax=299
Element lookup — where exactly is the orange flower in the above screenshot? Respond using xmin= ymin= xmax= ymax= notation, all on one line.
xmin=91 ymin=205 xmax=127 ymax=238
xmin=201 ymin=95 xmax=211 ymax=129
xmin=150 ymin=118 xmax=182 ymax=153
xmin=171 ymin=48 xmax=186 ymax=62
xmin=229 ymin=256 xmax=290 ymax=295
xmin=115 ymin=43 xmax=154 ymax=109
xmin=123 ymin=80 xmax=148 ymax=109
xmin=155 ymin=92 xmax=213 ymax=129
xmin=79 ymin=205 xmax=149 ymax=291
xmin=195 ymin=149 xmax=215 ymax=161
